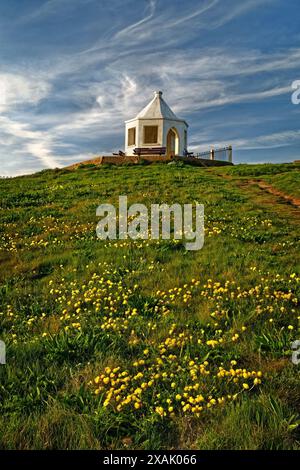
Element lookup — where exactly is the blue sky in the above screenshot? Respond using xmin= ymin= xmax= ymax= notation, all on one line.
xmin=0 ymin=0 xmax=300 ymax=176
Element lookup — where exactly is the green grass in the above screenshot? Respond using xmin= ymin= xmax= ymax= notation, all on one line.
xmin=264 ymin=172 xmax=300 ymax=200
xmin=219 ymin=161 xmax=300 ymax=199
xmin=0 ymin=162 xmax=299 ymax=450
xmin=223 ymin=162 xmax=300 ymax=177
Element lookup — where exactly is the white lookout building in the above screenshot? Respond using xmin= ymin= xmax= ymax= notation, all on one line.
xmin=125 ymin=91 xmax=188 ymax=157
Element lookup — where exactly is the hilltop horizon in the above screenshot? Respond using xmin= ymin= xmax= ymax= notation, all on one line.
xmin=0 ymin=0 xmax=300 ymax=176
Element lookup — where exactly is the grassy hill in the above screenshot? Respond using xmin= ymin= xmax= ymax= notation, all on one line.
xmin=0 ymin=162 xmax=299 ymax=450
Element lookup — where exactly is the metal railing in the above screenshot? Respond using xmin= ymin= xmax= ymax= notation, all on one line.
xmin=194 ymin=146 xmax=233 ymax=163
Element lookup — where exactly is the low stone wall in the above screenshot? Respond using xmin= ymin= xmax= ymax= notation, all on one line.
xmin=67 ymin=155 xmax=233 ymax=169
xmin=100 ymin=155 xmax=175 ymax=165
xmin=176 ymin=156 xmax=232 ymax=167
xmin=102 ymin=156 xmax=140 ymax=164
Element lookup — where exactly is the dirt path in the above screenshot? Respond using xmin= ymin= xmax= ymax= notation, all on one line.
xmin=247 ymin=179 xmax=300 ymax=209
xmin=233 ymin=178 xmax=300 ymax=222
xmin=212 ymin=171 xmax=300 ymax=220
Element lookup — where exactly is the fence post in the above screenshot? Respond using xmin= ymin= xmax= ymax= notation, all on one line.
xmin=0 ymin=340 xmax=5 ymax=365
xmin=210 ymin=148 xmax=215 ymax=160
xmin=228 ymin=145 xmax=233 ymax=163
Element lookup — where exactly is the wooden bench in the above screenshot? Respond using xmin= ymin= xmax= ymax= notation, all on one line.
xmin=183 ymin=149 xmax=194 ymax=158
xmin=133 ymin=147 xmax=166 ymax=156
xmin=113 ymin=150 xmax=125 ymax=156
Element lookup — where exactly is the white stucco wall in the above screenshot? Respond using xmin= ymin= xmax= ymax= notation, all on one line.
xmin=125 ymin=119 xmax=140 ymax=153
xmin=125 ymin=118 xmax=188 ymax=156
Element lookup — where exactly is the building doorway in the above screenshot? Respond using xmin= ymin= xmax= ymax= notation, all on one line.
xmin=166 ymin=128 xmax=179 ymax=157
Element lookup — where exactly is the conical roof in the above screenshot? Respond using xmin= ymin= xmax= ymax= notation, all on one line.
xmin=134 ymin=91 xmax=182 ymax=121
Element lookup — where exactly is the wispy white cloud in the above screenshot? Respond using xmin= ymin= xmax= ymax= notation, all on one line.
xmin=2 ymin=44 xmax=297 ymax=174
xmin=206 ymin=0 xmax=274 ymax=29
xmin=243 ymin=129 xmax=300 ymax=150
xmin=0 ymin=112 xmax=91 ymax=174
xmin=168 ymin=0 xmax=219 ymax=27
xmin=1 ymin=0 xmax=300 ymax=175
xmin=78 ymin=0 xmax=268 ymax=56
xmin=0 ymin=73 xmax=50 ymax=112
xmin=193 ymin=84 xmax=291 ymax=111
xmin=189 ymin=129 xmax=300 ymax=152
xmin=114 ymin=0 xmax=157 ymax=39
xmin=0 ymin=115 xmax=59 ymax=168
xmin=17 ymin=0 xmax=94 ymax=24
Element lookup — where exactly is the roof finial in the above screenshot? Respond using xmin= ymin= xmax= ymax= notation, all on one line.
xmin=154 ymin=90 xmax=163 ymax=97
